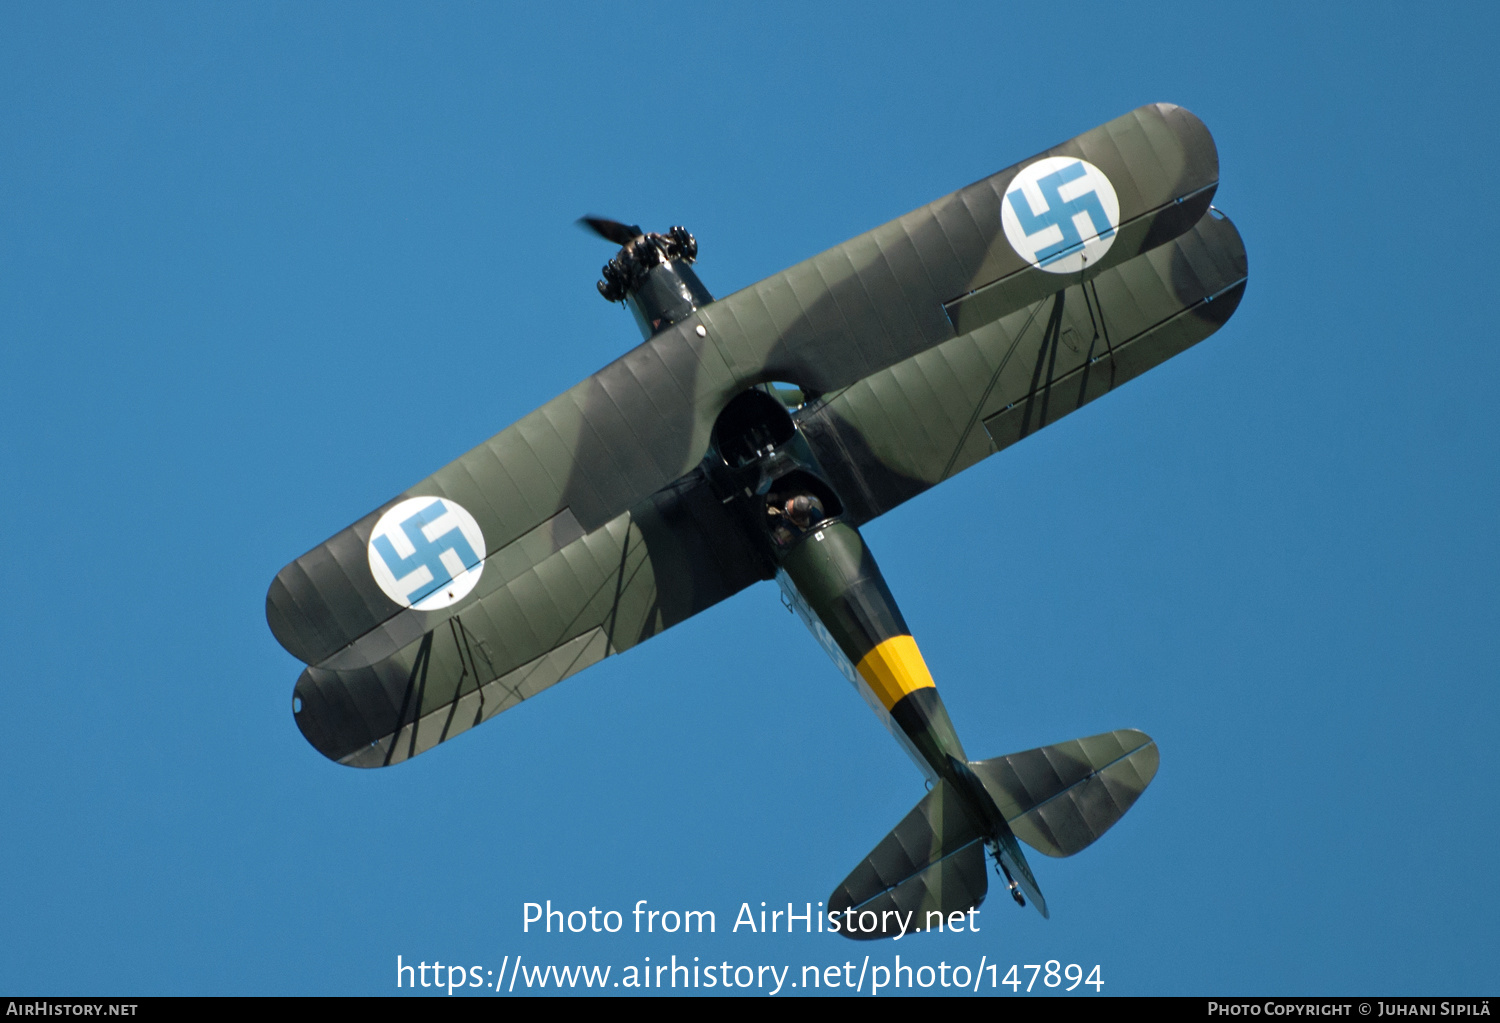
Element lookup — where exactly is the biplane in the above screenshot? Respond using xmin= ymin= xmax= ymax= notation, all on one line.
xmin=267 ymin=104 xmax=1248 ymax=938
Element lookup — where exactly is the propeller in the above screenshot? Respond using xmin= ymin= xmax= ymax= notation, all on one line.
xmin=577 ymin=216 xmax=644 ymax=246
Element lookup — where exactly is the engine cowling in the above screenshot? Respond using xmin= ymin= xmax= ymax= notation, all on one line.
xmin=592 ymin=224 xmax=714 ymax=338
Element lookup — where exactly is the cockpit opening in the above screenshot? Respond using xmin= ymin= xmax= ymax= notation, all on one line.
xmin=763 ymin=468 xmax=843 ymax=548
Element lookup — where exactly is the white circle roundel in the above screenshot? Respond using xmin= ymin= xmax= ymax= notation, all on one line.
xmin=1001 ymin=156 xmax=1120 ymax=274
xmin=367 ymin=497 xmax=486 ymax=611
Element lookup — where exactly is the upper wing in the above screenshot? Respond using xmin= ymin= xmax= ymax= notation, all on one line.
xmin=267 ymin=103 xmax=1220 ymax=674
xmin=796 ymin=209 xmax=1249 ymax=524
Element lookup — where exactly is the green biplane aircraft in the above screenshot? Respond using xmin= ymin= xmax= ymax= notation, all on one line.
xmin=268 ymin=103 xmax=1247 ymax=938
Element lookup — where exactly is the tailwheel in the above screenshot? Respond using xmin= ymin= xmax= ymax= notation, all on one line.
xmin=990 ymin=844 xmax=1027 ymax=907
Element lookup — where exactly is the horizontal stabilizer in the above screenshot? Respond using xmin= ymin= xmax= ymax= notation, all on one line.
xmin=969 ymin=729 xmax=1159 ymax=858
xmin=828 ymin=779 xmax=989 ymax=940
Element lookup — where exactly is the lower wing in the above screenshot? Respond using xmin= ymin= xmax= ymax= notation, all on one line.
xmin=799 ymin=209 xmax=1248 ymax=524
xmin=290 ymin=471 xmax=765 ymax=766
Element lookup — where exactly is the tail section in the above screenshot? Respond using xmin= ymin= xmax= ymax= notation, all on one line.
xmin=969 ymin=729 xmax=1159 ymax=858
xmin=829 ymin=729 xmax=1157 ymax=938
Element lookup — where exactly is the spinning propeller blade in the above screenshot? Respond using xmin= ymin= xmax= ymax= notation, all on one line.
xmin=578 ymin=216 xmax=643 ymax=246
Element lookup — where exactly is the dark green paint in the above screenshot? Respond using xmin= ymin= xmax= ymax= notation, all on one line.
xmin=267 ymin=105 xmax=1244 ymax=935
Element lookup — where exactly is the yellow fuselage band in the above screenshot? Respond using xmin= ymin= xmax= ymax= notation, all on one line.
xmin=855 ymin=634 xmax=937 ymax=712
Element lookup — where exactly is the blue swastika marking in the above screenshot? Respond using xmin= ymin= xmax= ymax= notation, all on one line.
xmin=1007 ymin=161 xmax=1116 ymax=266
xmin=371 ymin=500 xmax=481 ymax=605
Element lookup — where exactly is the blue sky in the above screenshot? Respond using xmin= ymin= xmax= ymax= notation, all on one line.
xmin=2 ymin=2 xmax=1496 ymax=996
